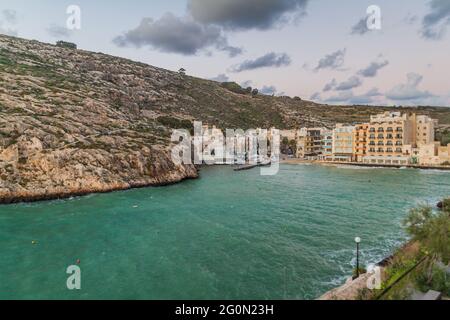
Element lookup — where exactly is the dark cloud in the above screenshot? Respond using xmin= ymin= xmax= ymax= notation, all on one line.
xmin=421 ymin=0 xmax=450 ymax=40
xmin=323 ymin=79 xmax=336 ymax=92
xmin=113 ymin=13 xmax=242 ymax=57
xmin=260 ymin=85 xmax=277 ymax=95
xmin=310 ymin=92 xmax=321 ymax=101
xmin=335 ymin=76 xmax=362 ymax=91
xmin=324 ymin=91 xmax=354 ymax=103
xmin=47 ymin=25 xmax=72 ymax=38
xmin=188 ymin=0 xmax=309 ymax=31
xmin=357 ymin=60 xmax=389 ymax=78
xmin=350 ymin=18 xmax=369 ymax=35
xmin=385 ymin=73 xmax=433 ymax=101
xmin=314 ymin=49 xmax=346 ymax=71
xmin=210 ymin=74 xmax=230 ymax=82
xmin=365 ymin=88 xmax=382 ymax=97
xmin=240 ymin=80 xmax=253 ymax=88
xmin=231 ymin=52 xmax=291 ymax=72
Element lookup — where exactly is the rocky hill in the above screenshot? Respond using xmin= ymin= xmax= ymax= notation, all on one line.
xmin=1 ymin=34 xmax=450 ymax=203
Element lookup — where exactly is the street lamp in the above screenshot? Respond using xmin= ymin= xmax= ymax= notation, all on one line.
xmin=355 ymin=237 xmax=361 ymax=279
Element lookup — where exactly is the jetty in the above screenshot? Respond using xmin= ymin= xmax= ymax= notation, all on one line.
xmin=233 ymin=161 xmax=272 ymax=171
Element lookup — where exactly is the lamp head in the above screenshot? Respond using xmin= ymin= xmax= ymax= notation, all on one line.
xmin=355 ymin=237 xmax=361 ymax=244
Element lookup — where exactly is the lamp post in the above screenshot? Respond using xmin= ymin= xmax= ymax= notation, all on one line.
xmin=355 ymin=237 xmax=361 ymax=279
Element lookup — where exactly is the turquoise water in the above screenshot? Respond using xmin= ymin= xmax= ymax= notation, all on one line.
xmin=0 ymin=164 xmax=449 ymax=300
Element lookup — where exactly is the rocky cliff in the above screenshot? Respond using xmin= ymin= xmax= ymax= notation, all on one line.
xmin=1 ymin=34 xmax=450 ymax=203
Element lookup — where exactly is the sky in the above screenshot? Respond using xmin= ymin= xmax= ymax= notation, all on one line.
xmin=1 ymin=0 xmax=450 ymax=107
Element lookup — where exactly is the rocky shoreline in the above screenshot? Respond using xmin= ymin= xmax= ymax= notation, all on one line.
xmin=0 ymin=166 xmax=198 ymax=205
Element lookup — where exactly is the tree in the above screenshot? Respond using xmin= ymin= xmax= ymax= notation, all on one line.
xmin=178 ymin=68 xmax=186 ymax=76
xmin=403 ymin=202 xmax=450 ymax=264
xmin=252 ymin=88 xmax=259 ymax=96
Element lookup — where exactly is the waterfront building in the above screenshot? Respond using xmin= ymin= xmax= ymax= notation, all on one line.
xmin=363 ymin=112 xmax=415 ymax=165
xmin=417 ymin=142 xmax=450 ymax=165
xmin=320 ymin=130 xmax=333 ymax=161
xmin=296 ymin=128 xmax=324 ymax=159
xmin=332 ymin=124 xmax=355 ymax=162
xmin=362 ymin=112 xmax=438 ymax=165
xmin=412 ymin=114 xmax=437 ymax=146
xmin=353 ymin=123 xmax=369 ymax=162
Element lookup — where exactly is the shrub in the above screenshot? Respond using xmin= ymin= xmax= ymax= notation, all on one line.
xmin=221 ymin=82 xmax=248 ymax=95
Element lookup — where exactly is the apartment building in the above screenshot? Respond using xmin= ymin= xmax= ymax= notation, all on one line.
xmin=353 ymin=123 xmax=369 ymax=162
xmin=321 ymin=130 xmax=333 ymax=161
xmin=417 ymin=142 xmax=450 ymax=165
xmin=296 ymin=128 xmax=324 ymax=159
xmin=363 ymin=112 xmax=414 ymax=165
xmin=412 ymin=114 xmax=436 ymax=146
xmin=362 ymin=112 xmax=439 ymax=165
xmin=332 ymin=124 xmax=355 ymax=162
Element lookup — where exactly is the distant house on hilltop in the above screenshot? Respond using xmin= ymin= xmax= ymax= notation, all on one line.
xmin=56 ymin=41 xmax=77 ymax=50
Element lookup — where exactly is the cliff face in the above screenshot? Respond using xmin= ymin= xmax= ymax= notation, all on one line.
xmin=0 ymin=34 xmax=450 ymax=203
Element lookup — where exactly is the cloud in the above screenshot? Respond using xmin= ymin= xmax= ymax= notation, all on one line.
xmin=260 ymin=85 xmax=277 ymax=95
xmin=188 ymin=0 xmax=309 ymax=31
xmin=310 ymin=92 xmax=321 ymax=101
xmin=365 ymin=87 xmax=382 ymax=97
xmin=210 ymin=74 xmax=230 ymax=82
xmin=47 ymin=24 xmax=72 ymax=38
xmin=385 ymin=73 xmax=433 ymax=101
xmin=113 ymin=13 xmax=242 ymax=57
xmin=2 ymin=9 xmax=17 ymax=24
xmin=323 ymin=79 xmax=336 ymax=92
xmin=421 ymin=0 xmax=450 ymax=40
xmin=357 ymin=59 xmax=389 ymax=78
xmin=324 ymin=91 xmax=354 ymax=103
xmin=314 ymin=49 xmax=346 ymax=71
xmin=335 ymin=76 xmax=362 ymax=91
xmin=350 ymin=18 xmax=369 ymax=35
xmin=230 ymin=52 xmax=291 ymax=72
xmin=0 ymin=9 xmax=18 ymax=36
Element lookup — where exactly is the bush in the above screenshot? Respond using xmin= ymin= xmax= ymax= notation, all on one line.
xmin=157 ymin=116 xmax=193 ymax=131
xmin=56 ymin=41 xmax=77 ymax=49
xmin=415 ymin=265 xmax=450 ymax=296
xmin=220 ymin=82 xmax=248 ymax=95
xmin=403 ymin=203 xmax=450 ymax=264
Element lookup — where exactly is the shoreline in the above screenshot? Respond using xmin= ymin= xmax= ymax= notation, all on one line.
xmin=0 ymin=168 xmax=199 ymax=205
xmin=2 ymin=160 xmax=449 ymax=205
xmin=281 ymin=158 xmax=450 ymax=170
